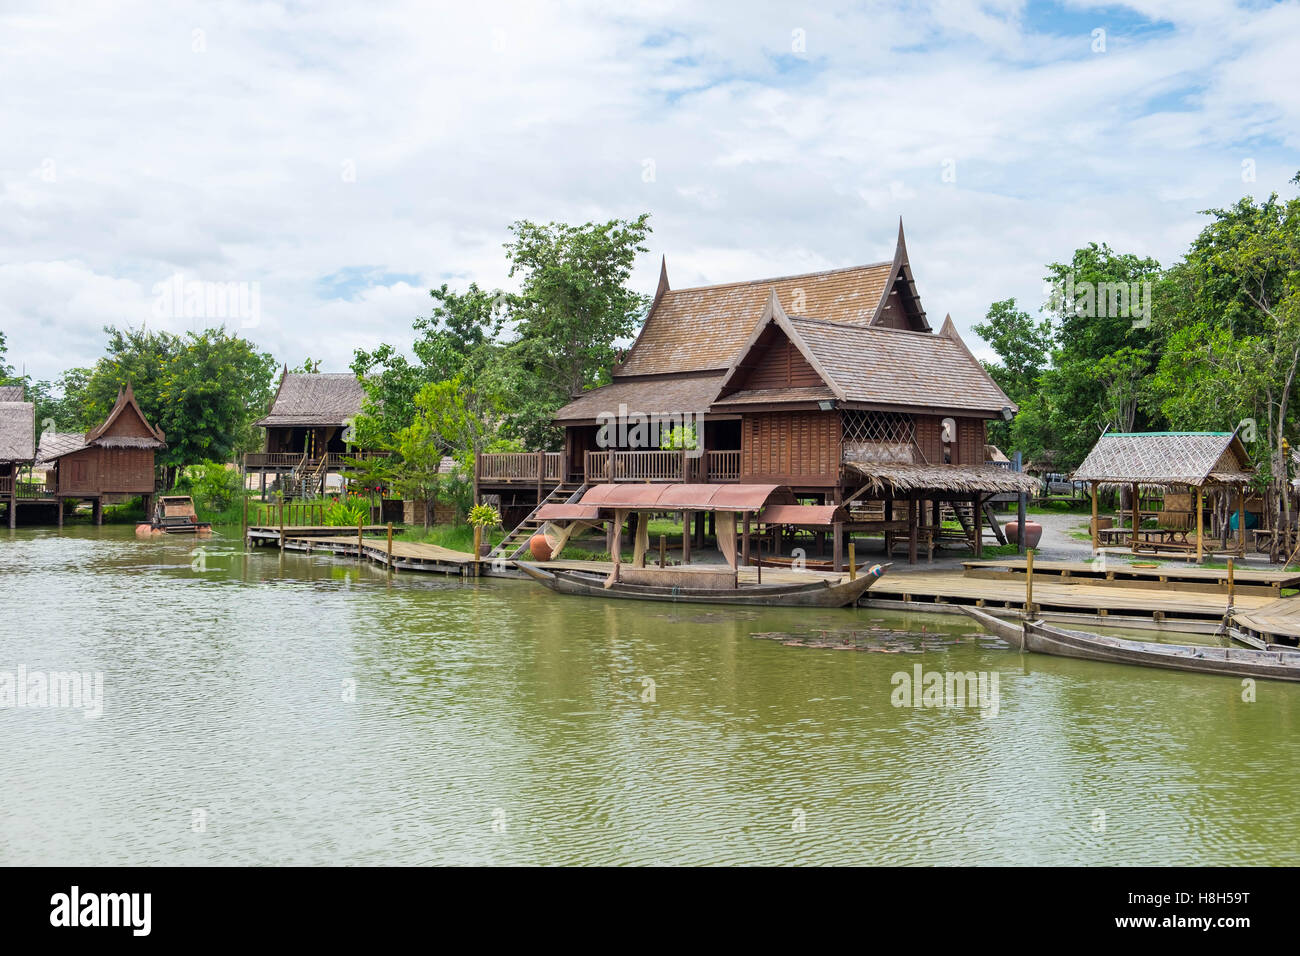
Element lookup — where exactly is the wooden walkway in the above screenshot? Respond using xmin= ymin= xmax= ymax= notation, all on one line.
xmin=962 ymin=559 xmax=1300 ymax=597
xmin=871 ymin=567 xmax=1275 ymax=631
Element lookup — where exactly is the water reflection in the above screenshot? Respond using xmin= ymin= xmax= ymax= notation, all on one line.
xmin=1 ymin=526 xmax=1297 ymax=865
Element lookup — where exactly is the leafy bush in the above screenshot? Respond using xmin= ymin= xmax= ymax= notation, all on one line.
xmin=323 ymin=495 xmax=369 ymax=527
xmin=468 ymin=503 xmax=500 ymax=528
xmin=189 ymin=461 xmax=243 ymax=514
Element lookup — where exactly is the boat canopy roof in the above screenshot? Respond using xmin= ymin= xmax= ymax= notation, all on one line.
xmin=535 ymin=503 xmax=603 ymax=522
xmin=758 ymin=504 xmax=845 ymax=526
xmin=578 ymin=482 xmax=784 ymax=512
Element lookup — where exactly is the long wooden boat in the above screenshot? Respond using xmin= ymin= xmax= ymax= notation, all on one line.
xmin=959 ymin=605 xmax=1300 ymax=682
xmin=516 ymin=561 xmax=888 ymax=607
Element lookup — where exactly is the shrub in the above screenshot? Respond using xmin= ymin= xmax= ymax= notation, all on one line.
xmin=190 ymin=461 xmax=243 ymax=513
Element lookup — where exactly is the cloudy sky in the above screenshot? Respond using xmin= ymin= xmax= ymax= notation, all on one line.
xmin=2 ymin=0 xmax=1297 ymax=383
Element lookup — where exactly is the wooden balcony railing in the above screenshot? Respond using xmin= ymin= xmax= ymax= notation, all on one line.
xmin=706 ymin=450 xmax=740 ymax=482
xmin=582 ymin=449 xmax=741 ymax=483
xmin=245 ymin=451 xmax=390 ymax=470
xmin=0 ymin=476 xmax=54 ymax=498
xmin=476 ymin=452 xmax=564 ymax=483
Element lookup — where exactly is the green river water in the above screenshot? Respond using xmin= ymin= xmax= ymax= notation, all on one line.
xmin=2 ymin=525 xmax=1297 ymax=865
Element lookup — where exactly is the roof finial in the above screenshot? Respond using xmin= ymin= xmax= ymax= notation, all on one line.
xmin=648 ymin=254 xmax=671 ymax=317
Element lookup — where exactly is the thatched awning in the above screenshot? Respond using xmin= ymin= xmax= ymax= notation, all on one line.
xmin=1072 ymin=432 xmax=1253 ymax=488
xmin=845 ymin=461 xmax=1041 ymax=494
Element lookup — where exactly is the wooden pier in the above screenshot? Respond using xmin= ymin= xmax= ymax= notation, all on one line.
xmin=247 ymin=524 xmax=498 ymax=577
xmin=869 ymin=558 xmax=1300 ymax=635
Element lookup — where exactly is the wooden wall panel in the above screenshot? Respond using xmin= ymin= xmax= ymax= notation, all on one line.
xmin=56 ymin=447 xmax=155 ymax=495
xmin=746 ymin=340 xmax=822 ymax=390
xmin=741 ymin=411 xmax=840 ymax=484
xmin=915 ymin=416 xmax=941 ymax=464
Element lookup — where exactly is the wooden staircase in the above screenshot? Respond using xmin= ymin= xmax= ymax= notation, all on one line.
xmin=488 ymin=482 xmax=586 ymax=561
xmin=942 ymin=500 xmax=1007 ymax=546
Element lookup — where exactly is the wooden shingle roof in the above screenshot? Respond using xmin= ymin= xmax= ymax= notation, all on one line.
xmin=712 ymin=295 xmax=1014 ymax=415
xmin=255 ymin=372 xmax=365 ymax=427
xmin=614 ymin=261 xmax=894 ymax=377
xmin=553 ymin=373 xmax=725 ymax=424
xmin=1072 ymin=432 xmax=1253 ymax=487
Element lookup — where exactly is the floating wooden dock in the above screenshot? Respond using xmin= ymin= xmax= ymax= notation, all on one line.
xmin=869 ymin=568 xmax=1276 ymax=633
xmin=248 ymin=525 xmax=500 ymax=577
xmin=961 ymin=558 xmax=1300 ymax=596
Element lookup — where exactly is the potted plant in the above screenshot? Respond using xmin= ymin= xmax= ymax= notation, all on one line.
xmin=468 ymin=503 xmax=501 ymax=559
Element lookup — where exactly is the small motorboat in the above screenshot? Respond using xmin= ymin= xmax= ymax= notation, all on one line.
xmin=135 ymin=495 xmax=212 ymax=537
xmin=959 ymin=605 xmax=1300 ymax=682
xmin=516 ymin=561 xmax=889 ymax=608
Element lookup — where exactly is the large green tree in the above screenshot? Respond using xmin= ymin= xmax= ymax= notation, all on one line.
xmin=79 ymin=326 xmax=277 ymax=481
xmin=1038 ymin=243 xmax=1164 ymax=467
xmin=503 ymin=214 xmax=652 ymax=439
xmin=973 ymin=298 xmax=1052 ymax=449
xmin=1149 ymin=177 xmax=1300 ymax=555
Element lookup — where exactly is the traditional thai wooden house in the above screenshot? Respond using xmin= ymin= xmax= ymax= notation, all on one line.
xmin=0 ymin=385 xmax=36 ymax=529
xmin=247 ymin=369 xmax=385 ymax=497
xmin=35 ymin=384 xmax=166 ymax=525
xmin=1072 ymin=431 xmax=1255 ymax=561
xmin=476 ymin=223 xmax=1039 ymax=565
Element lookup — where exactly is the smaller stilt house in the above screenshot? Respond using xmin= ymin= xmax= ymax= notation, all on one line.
xmin=1072 ymin=431 xmax=1254 ymax=561
xmin=248 ymin=369 xmax=382 ymax=497
xmin=36 ymin=384 xmax=166 ymax=525
xmin=0 ymin=385 xmax=36 ymax=529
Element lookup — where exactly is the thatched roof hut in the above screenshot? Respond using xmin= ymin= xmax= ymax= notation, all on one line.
xmin=1072 ymin=432 xmax=1253 ymax=488
xmin=255 ymin=372 xmax=365 ymax=427
xmin=0 ymin=401 xmax=35 ymax=463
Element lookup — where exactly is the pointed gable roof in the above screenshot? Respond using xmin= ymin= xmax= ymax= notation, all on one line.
xmin=614 ymin=260 xmax=895 ymax=378
xmin=614 ymin=223 xmax=936 ymax=378
xmin=867 ymin=219 xmax=930 ymax=332
xmin=85 ymin=383 xmax=166 ymax=449
xmin=713 ymin=302 xmax=1015 ymax=415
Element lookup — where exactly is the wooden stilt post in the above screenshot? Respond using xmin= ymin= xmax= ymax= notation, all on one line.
xmin=848 ymin=542 xmax=856 ymax=581
xmin=659 ymin=534 xmax=666 ymax=568
xmin=242 ymin=494 xmax=248 ymax=536
xmin=1090 ymin=481 xmax=1099 ymax=552
xmin=907 ymin=496 xmax=918 ymax=565
xmin=742 ymin=512 xmax=751 ymax=568
xmin=682 ymin=510 xmax=691 ymax=564
xmin=357 ymin=515 xmax=363 ymax=562
xmin=1196 ymin=486 xmax=1204 ymax=564
xmin=1131 ymin=482 xmax=1139 ymax=551
xmin=1227 ymin=556 xmax=1235 ymax=609
xmin=1238 ymin=486 xmax=1246 ymax=556
xmin=972 ymin=493 xmax=982 ymax=558
xmin=279 ymin=501 xmax=284 ymax=551
xmin=1025 ymin=548 xmax=1034 ymax=617
xmin=57 ymin=496 xmax=63 ymax=528
xmin=387 ymin=522 xmax=394 ymax=571
xmin=832 ymin=520 xmax=843 ymax=572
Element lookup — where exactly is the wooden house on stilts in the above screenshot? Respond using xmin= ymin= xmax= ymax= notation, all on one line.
xmin=34 ymin=384 xmax=166 ymax=525
xmin=0 ymin=385 xmax=36 ymax=528
xmin=475 ymin=222 xmax=1039 ymax=565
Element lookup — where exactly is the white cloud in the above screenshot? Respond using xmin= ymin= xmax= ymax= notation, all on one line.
xmin=0 ymin=0 xmax=1294 ymax=380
